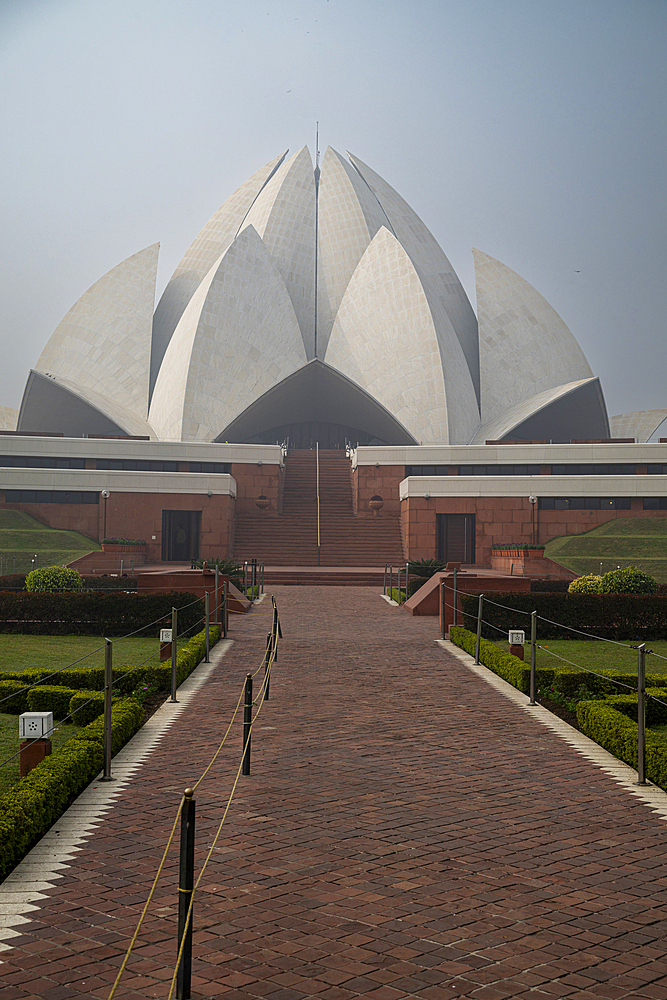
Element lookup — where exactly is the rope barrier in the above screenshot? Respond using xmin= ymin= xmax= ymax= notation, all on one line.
xmin=0 ymin=643 xmax=106 ymax=708
xmin=535 ymin=644 xmax=638 ymax=692
xmin=166 ymin=656 xmax=274 ymax=1000
xmin=108 ymin=606 xmax=279 ymax=999
xmin=107 ymin=800 xmax=184 ymax=1000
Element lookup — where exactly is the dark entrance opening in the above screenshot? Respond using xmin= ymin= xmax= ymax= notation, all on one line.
xmin=437 ymin=513 xmax=475 ymax=564
xmin=162 ymin=510 xmax=201 ymax=562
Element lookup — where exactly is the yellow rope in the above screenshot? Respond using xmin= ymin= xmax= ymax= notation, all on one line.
xmin=107 ymin=608 xmax=279 ymax=998
xmin=107 ymin=797 xmax=184 ymax=999
xmin=167 ymin=658 xmax=272 ymax=999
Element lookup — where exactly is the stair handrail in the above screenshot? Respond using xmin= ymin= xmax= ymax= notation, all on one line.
xmin=316 ymin=441 xmax=321 ymax=566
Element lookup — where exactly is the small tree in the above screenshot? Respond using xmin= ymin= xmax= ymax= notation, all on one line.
xmin=600 ymin=566 xmax=657 ymax=595
xmin=25 ymin=566 xmax=84 ymax=593
xmin=568 ymin=574 xmax=604 ymax=594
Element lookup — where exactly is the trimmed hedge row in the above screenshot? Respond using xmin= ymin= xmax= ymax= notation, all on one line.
xmin=0 ymin=699 xmax=143 ymax=880
xmin=460 ymin=591 xmax=667 ymax=640
xmin=448 ymin=626 xmax=667 ymax=697
xmin=0 ymin=627 xmax=221 ymax=704
xmin=577 ymin=696 xmax=667 ymax=790
xmin=0 ymin=624 xmax=222 ymax=880
xmin=0 ymin=591 xmax=204 ymax=636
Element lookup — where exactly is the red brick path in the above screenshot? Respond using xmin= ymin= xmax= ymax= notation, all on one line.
xmin=2 ymin=586 xmax=667 ymax=999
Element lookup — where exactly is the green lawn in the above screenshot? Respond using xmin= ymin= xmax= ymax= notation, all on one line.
xmin=492 ymin=638 xmax=667 ymax=675
xmin=545 ymin=516 xmax=667 ymax=582
xmin=0 ymin=634 xmax=195 ymax=673
xmin=0 ymin=632 xmax=198 ymax=796
xmin=0 ymin=713 xmax=83 ymax=796
xmin=0 ymin=509 xmax=100 ymax=575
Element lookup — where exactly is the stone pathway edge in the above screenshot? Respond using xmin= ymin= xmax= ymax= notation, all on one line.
xmin=440 ymin=637 xmax=667 ymax=823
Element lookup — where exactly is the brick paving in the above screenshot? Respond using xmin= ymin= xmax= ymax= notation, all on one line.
xmin=2 ymin=586 xmax=667 ymax=999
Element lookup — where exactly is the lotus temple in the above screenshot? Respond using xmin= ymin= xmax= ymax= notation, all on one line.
xmin=1 ymin=145 xmax=666 ymax=574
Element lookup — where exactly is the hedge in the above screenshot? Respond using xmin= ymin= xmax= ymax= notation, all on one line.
xmin=0 ymin=698 xmax=143 ymax=880
xmin=448 ymin=626 xmax=667 ymax=697
xmin=577 ymin=694 xmax=667 ymax=790
xmin=0 ymin=591 xmax=204 ymax=636
xmin=459 ymin=591 xmax=667 ymax=640
xmin=0 ymin=624 xmax=222 ymax=880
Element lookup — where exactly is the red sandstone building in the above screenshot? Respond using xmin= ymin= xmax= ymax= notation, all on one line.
xmin=1 ymin=434 xmax=666 ymax=572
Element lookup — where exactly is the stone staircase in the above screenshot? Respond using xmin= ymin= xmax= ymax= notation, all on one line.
xmin=234 ymin=449 xmax=404 ymax=568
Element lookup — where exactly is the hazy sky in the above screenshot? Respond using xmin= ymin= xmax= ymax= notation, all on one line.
xmin=1 ymin=0 xmax=665 ymax=419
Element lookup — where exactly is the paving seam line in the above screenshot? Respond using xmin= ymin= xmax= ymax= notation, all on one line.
xmin=0 ymin=638 xmax=233 ymax=953
xmin=439 ymin=638 xmax=667 ymax=822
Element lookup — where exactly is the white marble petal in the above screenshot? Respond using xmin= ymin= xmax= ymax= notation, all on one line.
xmin=241 ymin=147 xmax=316 ymax=358
xmin=317 ymin=147 xmax=391 ymax=358
xmin=150 ymin=151 xmax=287 ymax=393
xmin=611 ymin=409 xmax=667 ymax=443
xmin=326 ymin=227 xmax=479 ymax=445
xmin=35 ymin=244 xmax=158 ymax=419
xmin=347 ymin=151 xmax=480 ymax=400
xmin=0 ymin=406 xmax=17 ymax=431
xmin=148 ymin=226 xmax=307 ymax=442
xmin=20 ymin=371 xmax=156 ymax=438
xmin=471 ymin=377 xmax=602 ymax=443
xmin=474 ymin=248 xmax=593 ymax=427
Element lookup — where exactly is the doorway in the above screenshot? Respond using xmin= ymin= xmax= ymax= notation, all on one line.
xmin=436 ymin=513 xmax=475 ymax=564
xmin=162 ymin=510 xmax=201 ymax=561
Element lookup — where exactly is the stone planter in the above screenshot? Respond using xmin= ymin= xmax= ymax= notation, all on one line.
xmin=101 ymin=544 xmax=146 ymax=553
xmin=369 ymin=495 xmax=384 ymax=515
xmin=255 ymin=495 xmax=270 ymax=510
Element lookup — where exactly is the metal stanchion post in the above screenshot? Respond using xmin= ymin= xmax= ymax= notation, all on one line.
xmin=475 ymin=594 xmax=483 ymax=664
xmin=440 ymin=580 xmax=445 ymax=640
xmin=251 ymin=558 xmax=257 ymax=603
xmin=214 ymin=565 xmax=220 ymax=625
xmin=244 ymin=561 xmax=248 ymax=598
xmin=397 ymin=566 xmax=402 ymax=605
xmin=224 ymin=579 xmax=228 ymax=637
xmin=638 ymin=643 xmax=646 ymax=785
xmin=264 ymin=633 xmax=271 ymax=701
xmin=452 ymin=567 xmax=458 ymax=626
xmin=529 ymin=610 xmax=537 ymax=705
xmin=383 ymin=563 xmax=387 ymax=596
xmin=389 ymin=564 xmax=393 ymax=599
xmin=176 ymin=788 xmax=195 ymax=1000
xmin=261 ymin=562 xmax=265 ymax=594
xmin=406 ymin=561 xmax=409 ymax=600
xmin=170 ymin=607 xmax=178 ymax=703
xmin=204 ymin=591 xmax=210 ymax=663
xmin=102 ymin=639 xmax=113 ymax=780
xmin=242 ymin=674 xmax=252 ymax=775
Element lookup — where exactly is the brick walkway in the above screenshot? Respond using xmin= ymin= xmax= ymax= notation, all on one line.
xmin=2 ymin=586 xmax=667 ymax=999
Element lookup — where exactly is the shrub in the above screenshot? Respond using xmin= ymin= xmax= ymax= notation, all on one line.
xmin=459 ymin=591 xmax=667 ymax=640
xmin=25 ymin=566 xmax=84 ymax=593
xmin=407 ymin=577 xmax=425 ymax=598
xmin=408 ymin=558 xmax=444 ymax=578
xmin=600 ymin=566 xmax=657 ymax=595
xmin=101 ymin=538 xmax=146 ymax=545
xmin=0 ymin=574 xmax=27 ymax=590
xmin=577 ymin=693 xmax=667 ymax=789
xmin=385 ymin=587 xmax=406 ymax=602
xmin=0 ymin=590 xmax=204 ymax=635
xmin=448 ymin=626 xmax=667 ymax=698
xmin=568 ymin=574 xmax=603 ymax=594
xmin=0 ymin=697 xmax=144 ymax=879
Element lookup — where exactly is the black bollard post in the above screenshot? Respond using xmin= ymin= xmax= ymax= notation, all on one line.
xmin=264 ymin=632 xmax=272 ymax=701
xmin=242 ymin=674 xmax=252 ymax=775
xmin=176 ymin=788 xmax=195 ymax=1000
